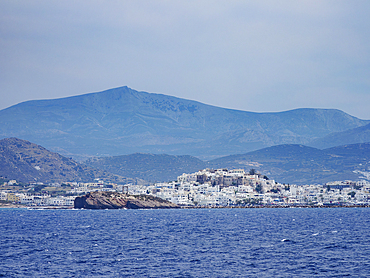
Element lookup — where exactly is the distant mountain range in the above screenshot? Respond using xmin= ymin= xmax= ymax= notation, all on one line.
xmin=209 ymin=143 xmax=370 ymax=185
xmin=1 ymin=138 xmax=369 ymax=185
xmin=85 ymin=153 xmax=206 ymax=183
xmin=1 ymin=86 xmax=369 ymax=185
xmin=0 ymin=138 xmax=143 ymax=184
xmin=85 ymin=143 xmax=370 ymax=185
xmin=309 ymin=123 xmax=370 ymax=149
xmin=0 ymin=86 xmax=369 ymax=160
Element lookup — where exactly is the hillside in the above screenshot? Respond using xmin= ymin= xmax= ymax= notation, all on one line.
xmin=0 ymin=138 xmax=143 ymax=184
xmin=309 ymin=123 xmax=370 ymax=149
xmin=0 ymin=86 xmax=368 ymax=160
xmin=2 ymin=137 xmax=369 ymax=185
xmin=209 ymin=143 xmax=370 ymax=185
xmin=83 ymin=143 xmax=370 ymax=185
xmin=85 ymin=153 xmax=206 ymax=182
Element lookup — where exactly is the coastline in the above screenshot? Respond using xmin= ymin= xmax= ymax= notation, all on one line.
xmin=180 ymin=204 xmax=370 ymax=209
xmin=0 ymin=202 xmax=72 ymax=209
xmin=0 ymin=202 xmax=28 ymax=208
xmin=1 ymin=203 xmax=370 ymax=209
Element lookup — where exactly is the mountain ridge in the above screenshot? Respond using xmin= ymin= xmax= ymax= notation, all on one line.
xmin=0 ymin=86 xmax=368 ymax=159
xmin=309 ymin=123 xmax=370 ymax=149
xmin=1 ymin=137 xmax=369 ymax=185
xmin=85 ymin=142 xmax=370 ymax=185
xmin=0 ymin=137 xmax=143 ymax=184
xmin=85 ymin=153 xmax=206 ymax=182
xmin=209 ymin=143 xmax=370 ymax=184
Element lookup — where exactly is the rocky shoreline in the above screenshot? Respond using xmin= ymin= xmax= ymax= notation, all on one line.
xmin=2 ymin=196 xmax=370 ymax=210
xmin=74 ymin=191 xmax=179 ymax=209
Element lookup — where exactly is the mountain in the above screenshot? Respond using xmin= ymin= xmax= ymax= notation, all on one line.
xmin=83 ymin=143 xmax=370 ymax=185
xmin=309 ymin=123 xmax=370 ymax=149
xmin=209 ymin=143 xmax=370 ymax=185
xmin=84 ymin=153 xmax=207 ymax=182
xmin=0 ymin=86 xmax=368 ymax=160
xmin=3 ymin=137 xmax=368 ymax=185
xmin=0 ymin=138 xmax=143 ymax=184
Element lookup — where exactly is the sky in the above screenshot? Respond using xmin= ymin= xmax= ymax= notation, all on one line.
xmin=1 ymin=0 xmax=370 ymax=119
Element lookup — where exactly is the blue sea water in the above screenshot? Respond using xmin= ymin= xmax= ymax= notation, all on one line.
xmin=1 ymin=208 xmax=370 ymax=277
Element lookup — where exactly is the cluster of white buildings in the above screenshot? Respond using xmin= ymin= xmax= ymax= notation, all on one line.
xmin=0 ymin=191 xmax=75 ymax=207
xmin=2 ymin=169 xmax=370 ymax=207
xmin=122 ymin=169 xmax=370 ymax=207
xmin=0 ymin=179 xmax=116 ymax=207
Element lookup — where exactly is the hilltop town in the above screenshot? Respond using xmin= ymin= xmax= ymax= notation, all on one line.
xmin=1 ymin=168 xmax=370 ymax=208
xmin=127 ymin=168 xmax=370 ymax=207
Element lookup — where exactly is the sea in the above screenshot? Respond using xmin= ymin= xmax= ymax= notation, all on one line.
xmin=1 ymin=208 xmax=370 ymax=278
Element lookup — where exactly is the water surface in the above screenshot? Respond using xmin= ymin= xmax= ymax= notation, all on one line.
xmin=1 ymin=208 xmax=369 ymax=277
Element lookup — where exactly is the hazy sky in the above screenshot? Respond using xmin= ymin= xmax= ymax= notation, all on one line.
xmin=1 ymin=1 xmax=370 ymax=119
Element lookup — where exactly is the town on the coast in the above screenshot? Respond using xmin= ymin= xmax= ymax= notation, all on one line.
xmin=1 ymin=168 xmax=370 ymax=208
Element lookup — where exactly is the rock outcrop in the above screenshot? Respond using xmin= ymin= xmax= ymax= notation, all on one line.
xmin=74 ymin=191 xmax=179 ymax=209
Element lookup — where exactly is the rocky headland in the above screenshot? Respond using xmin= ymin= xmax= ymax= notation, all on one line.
xmin=74 ymin=191 xmax=179 ymax=209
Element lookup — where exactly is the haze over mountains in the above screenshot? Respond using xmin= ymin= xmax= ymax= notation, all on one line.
xmin=309 ymin=123 xmax=370 ymax=149
xmin=0 ymin=86 xmax=369 ymax=160
xmin=84 ymin=143 xmax=370 ymax=185
xmin=210 ymin=143 xmax=370 ymax=185
xmin=0 ymin=138 xmax=370 ymax=184
xmin=0 ymin=137 xmax=142 ymax=184
xmin=1 ymin=86 xmax=370 ymax=185
xmin=85 ymin=153 xmax=205 ymax=183
xmin=2 ymin=137 xmax=369 ymax=185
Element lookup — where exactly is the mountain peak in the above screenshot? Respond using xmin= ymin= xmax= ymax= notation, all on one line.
xmin=0 ymin=86 xmax=369 ymax=159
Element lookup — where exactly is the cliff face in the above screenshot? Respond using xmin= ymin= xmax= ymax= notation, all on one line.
xmin=74 ymin=191 xmax=179 ymax=209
